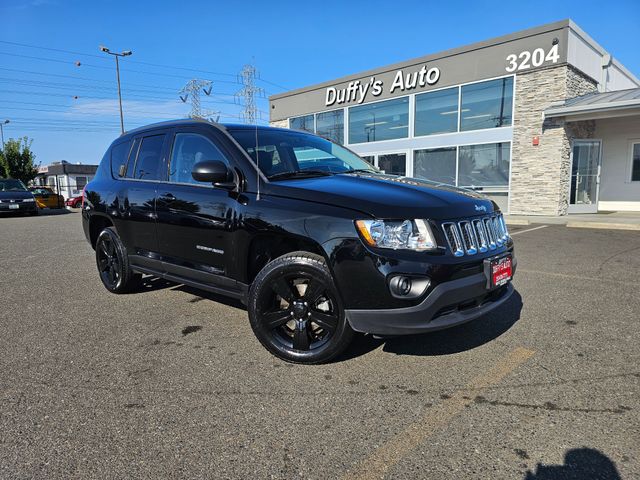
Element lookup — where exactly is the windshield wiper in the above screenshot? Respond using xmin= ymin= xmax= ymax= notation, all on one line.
xmin=267 ymin=170 xmax=334 ymax=180
xmin=339 ymin=168 xmax=378 ymax=174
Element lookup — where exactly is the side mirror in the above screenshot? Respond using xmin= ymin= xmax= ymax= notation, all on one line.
xmin=192 ymin=160 xmax=235 ymax=189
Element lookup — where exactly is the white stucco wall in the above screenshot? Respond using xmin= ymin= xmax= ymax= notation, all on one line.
xmin=594 ymin=115 xmax=640 ymax=211
xmin=567 ymin=24 xmax=640 ymax=92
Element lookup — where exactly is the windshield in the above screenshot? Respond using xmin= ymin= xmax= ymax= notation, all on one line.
xmin=0 ymin=179 xmax=28 ymax=192
xmin=229 ymin=128 xmax=377 ymax=179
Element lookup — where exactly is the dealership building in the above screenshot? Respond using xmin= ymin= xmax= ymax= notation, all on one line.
xmin=269 ymin=20 xmax=640 ymax=215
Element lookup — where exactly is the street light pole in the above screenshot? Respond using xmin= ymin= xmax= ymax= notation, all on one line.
xmin=0 ymin=119 xmax=9 ymax=153
xmin=115 ymin=55 xmax=124 ymax=134
xmin=99 ymin=46 xmax=132 ymax=134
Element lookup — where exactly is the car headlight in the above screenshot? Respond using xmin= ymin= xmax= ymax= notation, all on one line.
xmin=23 ymin=198 xmax=35 ymax=202
xmin=355 ymin=219 xmax=437 ymax=251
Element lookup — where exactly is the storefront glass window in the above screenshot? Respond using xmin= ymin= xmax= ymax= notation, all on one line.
xmin=458 ymin=142 xmax=510 ymax=187
xmin=460 ymin=77 xmax=513 ymax=131
xmin=413 ymin=147 xmax=457 ymax=185
xmin=378 ymin=153 xmax=406 ymax=176
xmin=290 ymin=114 xmax=314 ymax=133
xmin=349 ymin=97 xmax=409 ymax=144
xmin=632 ymin=143 xmax=640 ymax=181
xmin=316 ymin=109 xmax=344 ymax=144
xmin=415 ymin=87 xmax=459 ymax=136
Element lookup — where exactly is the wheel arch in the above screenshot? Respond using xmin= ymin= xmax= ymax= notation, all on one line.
xmin=246 ymin=233 xmax=330 ymax=285
xmin=88 ymin=214 xmax=115 ymax=249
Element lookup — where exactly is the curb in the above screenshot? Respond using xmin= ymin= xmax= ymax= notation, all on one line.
xmin=504 ymin=218 xmax=531 ymax=226
xmin=567 ymin=221 xmax=640 ymax=231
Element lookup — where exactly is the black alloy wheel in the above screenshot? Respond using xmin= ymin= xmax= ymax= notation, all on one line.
xmin=95 ymin=227 xmax=141 ymax=294
xmin=248 ymin=252 xmax=353 ymax=364
xmin=97 ymin=233 xmax=120 ymax=289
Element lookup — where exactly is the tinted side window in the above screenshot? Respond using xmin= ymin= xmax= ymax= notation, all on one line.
xmin=169 ymin=133 xmax=229 ymax=185
xmin=133 ymin=135 xmax=166 ymax=180
xmin=110 ymin=141 xmax=131 ymax=178
xmin=125 ymin=138 xmax=139 ymax=178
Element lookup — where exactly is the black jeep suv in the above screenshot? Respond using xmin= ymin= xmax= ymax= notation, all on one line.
xmin=82 ymin=119 xmax=515 ymax=363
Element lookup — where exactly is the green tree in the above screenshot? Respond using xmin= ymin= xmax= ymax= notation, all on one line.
xmin=0 ymin=137 xmax=39 ymax=184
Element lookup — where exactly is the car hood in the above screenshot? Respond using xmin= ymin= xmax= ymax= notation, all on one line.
xmin=264 ymin=173 xmax=497 ymax=220
xmin=0 ymin=191 xmax=34 ymax=200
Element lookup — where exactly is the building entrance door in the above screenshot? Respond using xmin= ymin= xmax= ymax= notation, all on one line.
xmin=569 ymin=140 xmax=601 ymax=214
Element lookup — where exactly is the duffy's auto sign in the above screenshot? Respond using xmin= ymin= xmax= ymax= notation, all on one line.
xmin=325 ymin=65 xmax=440 ymax=106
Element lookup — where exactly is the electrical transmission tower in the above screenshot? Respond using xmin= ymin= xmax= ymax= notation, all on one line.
xmin=235 ymin=64 xmax=264 ymax=124
xmin=179 ymin=79 xmax=215 ymax=119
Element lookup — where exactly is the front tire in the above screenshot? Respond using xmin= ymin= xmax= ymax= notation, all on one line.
xmin=95 ymin=227 xmax=141 ymax=294
xmin=248 ymin=252 xmax=353 ymax=364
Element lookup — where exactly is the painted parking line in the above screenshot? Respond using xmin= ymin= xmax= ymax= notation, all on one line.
xmin=342 ymin=347 xmax=535 ymax=480
xmin=510 ymin=225 xmax=549 ymax=236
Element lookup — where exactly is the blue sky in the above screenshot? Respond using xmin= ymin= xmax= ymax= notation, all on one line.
xmin=1 ymin=0 xmax=639 ymax=166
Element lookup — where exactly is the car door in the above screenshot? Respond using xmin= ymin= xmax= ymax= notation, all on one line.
xmin=155 ymin=126 xmax=238 ymax=286
xmin=118 ymin=130 xmax=170 ymax=262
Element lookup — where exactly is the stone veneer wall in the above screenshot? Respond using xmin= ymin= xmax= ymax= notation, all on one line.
xmin=510 ymin=65 xmax=597 ymax=215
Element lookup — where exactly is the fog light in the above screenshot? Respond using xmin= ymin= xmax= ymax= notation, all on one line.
xmin=389 ymin=275 xmax=430 ymax=299
xmin=397 ymin=277 xmax=412 ymax=295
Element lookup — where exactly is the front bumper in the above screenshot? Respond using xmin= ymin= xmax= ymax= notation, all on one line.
xmin=345 ymin=272 xmax=514 ymax=336
xmin=0 ymin=202 xmax=37 ymax=213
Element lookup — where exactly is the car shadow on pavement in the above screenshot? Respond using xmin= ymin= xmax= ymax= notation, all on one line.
xmin=172 ymin=284 xmax=246 ymax=310
xmin=340 ymin=289 xmax=523 ymax=360
xmin=134 ymin=276 xmax=246 ymax=310
xmin=523 ymin=447 xmax=621 ymax=480
xmin=37 ymin=208 xmax=73 ymax=216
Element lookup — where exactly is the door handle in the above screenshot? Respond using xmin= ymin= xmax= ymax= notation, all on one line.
xmin=162 ymin=192 xmax=176 ymax=200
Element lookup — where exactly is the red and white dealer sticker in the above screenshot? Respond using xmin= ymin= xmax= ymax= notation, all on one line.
xmin=491 ymin=256 xmax=513 ymax=287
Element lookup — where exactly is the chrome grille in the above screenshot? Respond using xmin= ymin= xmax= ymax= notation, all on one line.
xmin=441 ymin=213 xmax=509 ymax=257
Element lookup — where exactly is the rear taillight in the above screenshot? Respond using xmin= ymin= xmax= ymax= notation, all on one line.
xmin=81 ymin=186 xmax=87 ymax=209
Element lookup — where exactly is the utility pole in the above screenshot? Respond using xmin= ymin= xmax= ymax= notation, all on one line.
xmin=179 ymin=79 xmax=213 ymax=119
xmin=235 ymin=64 xmax=264 ymax=124
xmin=99 ymin=45 xmax=132 ymax=134
xmin=0 ymin=119 xmax=8 ymax=153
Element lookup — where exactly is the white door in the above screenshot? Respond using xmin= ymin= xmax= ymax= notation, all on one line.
xmin=568 ymin=140 xmax=602 ymax=214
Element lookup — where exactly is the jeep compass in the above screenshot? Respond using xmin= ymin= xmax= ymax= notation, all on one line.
xmin=82 ymin=119 xmax=515 ymax=363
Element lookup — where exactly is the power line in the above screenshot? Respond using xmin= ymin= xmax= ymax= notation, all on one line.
xmin=0 ymin=39 xmax=288 ymax=90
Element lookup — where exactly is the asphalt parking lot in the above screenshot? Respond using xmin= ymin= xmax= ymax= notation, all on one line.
xmin=1 ymin=211 xmax=638 ymax=479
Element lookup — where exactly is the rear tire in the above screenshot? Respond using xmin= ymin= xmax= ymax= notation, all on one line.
xmin=95 ymin=227 xmax=142 ymax=294
xmin=248 ymin=251 xmax=353 ymax=364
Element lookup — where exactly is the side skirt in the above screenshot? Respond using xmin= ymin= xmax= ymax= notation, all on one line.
xmin=131 ymin=264 xmax=249 ymax=305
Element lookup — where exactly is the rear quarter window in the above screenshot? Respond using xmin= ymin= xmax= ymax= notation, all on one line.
xmin=110 ymin=140 xmax=132 ymax=178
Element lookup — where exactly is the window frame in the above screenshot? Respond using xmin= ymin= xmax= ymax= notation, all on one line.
xmin=285 ymin=74 xmax=515 ymax=146
xmin=413 ymin=146 xmax=458 ymax=186
xmin=164 ymin=126 xmax=239 ymax=188
xmin=348 ymin=96 xmax=410 ymax=145
xmin=459 ymin=76 xmax=514 ymax=133
xmin=289 ymin=114 xmax=315 ymax=133
xmin=131 ymin=133 xmax=169 ymax=182
xmin=75 ymin=176 xmax=88 ymax=189
xmin=289 ymin=109 xmax=346 ymax=145
xmin=124 ymin=129 xmax=171 ymax=183
xmin=630 ymin=140 xmax=640 ymax=182
xmin=110 ymin=138 xmax=133 ymax=179
xmin=166 ymin=131 xmax=232 ymax=186
xmin=414 ymin=86 xmax=460 ymax=138
xmin=314 ymin=109 xmax=345 ymax=144
xmin=457 ymin=141 xmax=511 ymax=189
